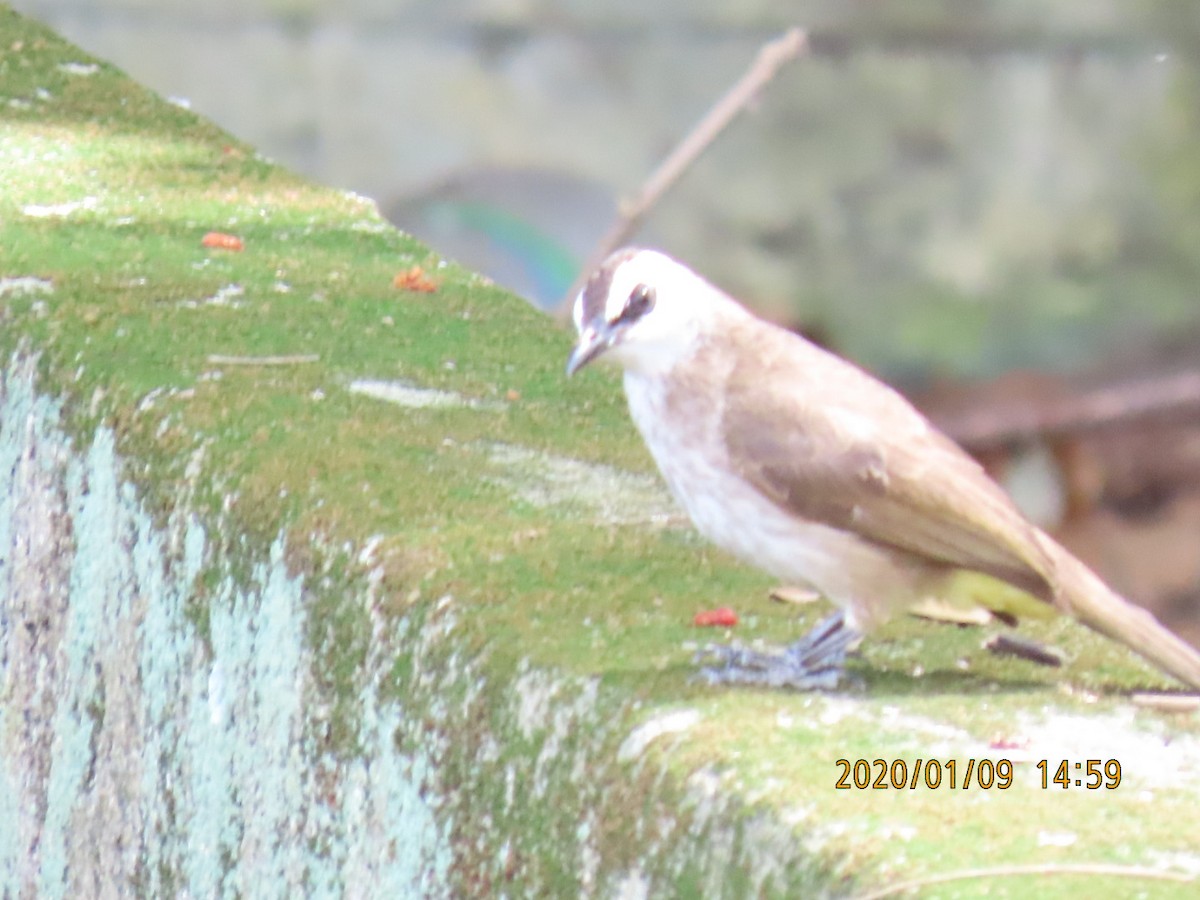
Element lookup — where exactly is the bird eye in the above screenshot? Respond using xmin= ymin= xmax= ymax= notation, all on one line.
xmin=617 ymin=283 xmax=655 ymax=323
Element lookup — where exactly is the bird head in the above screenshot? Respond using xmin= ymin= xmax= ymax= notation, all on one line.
xmin=566 ymin=247 xmax=715 ymax=377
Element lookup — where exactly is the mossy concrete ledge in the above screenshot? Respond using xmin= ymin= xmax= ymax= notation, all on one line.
xmin=0 ymin=351 xmax=801 ymax=897
xmin=3 ymin=9 xmax=1200 ymax=899
xmin=0 ymin=9 xmax=829 ymax=897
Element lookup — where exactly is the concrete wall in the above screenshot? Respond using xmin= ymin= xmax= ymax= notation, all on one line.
xmin=12 ymin=1 xmax=1200 ymax=374
xmin=0 ymin=353 xmax=452 ymax=896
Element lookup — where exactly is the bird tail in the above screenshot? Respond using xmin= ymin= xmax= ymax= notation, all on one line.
xmin=1046 ymin=539 xmax=1200 ymax=691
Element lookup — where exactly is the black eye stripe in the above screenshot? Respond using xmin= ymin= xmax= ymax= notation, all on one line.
xmin=615 ymin=283 xmax=655 ymax=324
xmin=580 ymin=248 xmax=640 ymax=326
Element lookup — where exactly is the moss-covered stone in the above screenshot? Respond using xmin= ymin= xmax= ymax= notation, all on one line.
xmin=2 ymin=7 xmax=1198 ymax=898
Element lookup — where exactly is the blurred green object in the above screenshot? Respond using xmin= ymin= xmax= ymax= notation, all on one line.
xmin=385 ymin=166 xmax=645 ymax=312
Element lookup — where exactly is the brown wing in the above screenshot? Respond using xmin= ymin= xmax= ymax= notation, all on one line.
xmin=718 ymin=324 xmax=1058 ymax=600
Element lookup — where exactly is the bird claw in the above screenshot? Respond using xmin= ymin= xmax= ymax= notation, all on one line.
xmin=693 ymin=612 xmax=857 ymax=691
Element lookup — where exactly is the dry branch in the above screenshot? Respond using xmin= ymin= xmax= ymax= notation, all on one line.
xmin=936 ymin=368 xmax=1200 ymax=451
xmin=558 ymin=27 xmax=809 ymax=319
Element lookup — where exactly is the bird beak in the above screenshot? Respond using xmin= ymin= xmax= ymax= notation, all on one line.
xmin=566 ymin=324 xmax=612 ymax=376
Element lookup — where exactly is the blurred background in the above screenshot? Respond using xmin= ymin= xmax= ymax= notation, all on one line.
xmin=12 ymin=0 xmax=1200 ymax=641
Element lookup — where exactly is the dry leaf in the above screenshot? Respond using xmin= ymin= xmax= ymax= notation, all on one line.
xmin=909 ymin=598 xmax=993 ymax=627
xmin=769 ymin=585 xmax=821 ymax=605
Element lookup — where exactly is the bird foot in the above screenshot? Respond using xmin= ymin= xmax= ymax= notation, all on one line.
xmin=695 ymin=612 xmax=858 ymax=691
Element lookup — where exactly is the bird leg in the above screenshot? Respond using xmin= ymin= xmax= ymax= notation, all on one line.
xmin=696 ymin=611 xmax=859 ymax=690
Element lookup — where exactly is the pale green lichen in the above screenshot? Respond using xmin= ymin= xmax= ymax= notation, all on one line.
xmin=481 ymin=440 xmax=679 ymax=526
xmin=0 ymin=355 xmax=453 ymax=897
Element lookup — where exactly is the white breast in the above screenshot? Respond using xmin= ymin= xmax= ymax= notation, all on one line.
xmin=621 ymin=369 xmax=931 ymax=629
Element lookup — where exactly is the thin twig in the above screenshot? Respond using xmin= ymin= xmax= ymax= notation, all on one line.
xmin=557 ymin=27 xmax=809 ymax=320
xmin=206 ymin=354 xmax=320 ymax=366
xmin=983 ymin=632 xmax=1065 ymax=667
xmin=1131 ymin=691 xmax=1200 ymax=712
xmin=853 ymin=862 xmax=1194 ymax=900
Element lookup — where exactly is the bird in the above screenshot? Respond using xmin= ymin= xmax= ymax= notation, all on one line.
xmin=566 ymin=247 xmax=1200 ymax=691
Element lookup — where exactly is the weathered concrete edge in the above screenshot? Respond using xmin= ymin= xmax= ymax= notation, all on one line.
xmin=0 ymin=350 xmax=841 ymax=897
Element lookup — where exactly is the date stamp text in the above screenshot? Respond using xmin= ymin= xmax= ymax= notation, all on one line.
xmin=834 ymin=758 xmax=1123 ymax=790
